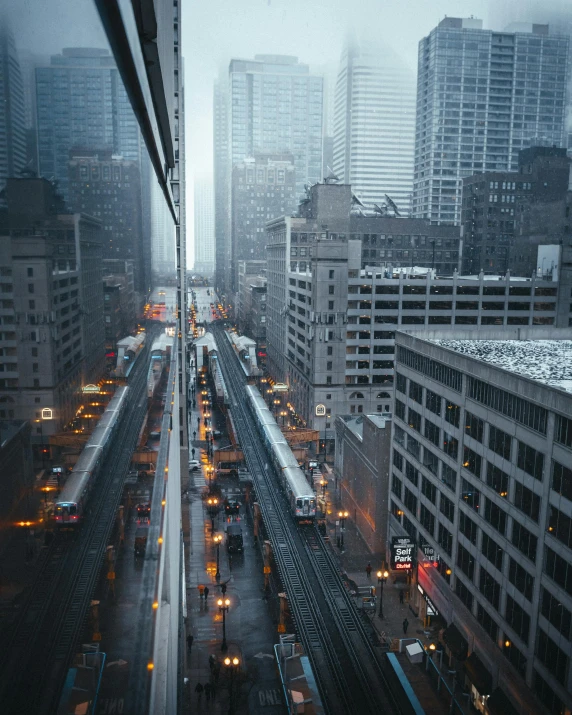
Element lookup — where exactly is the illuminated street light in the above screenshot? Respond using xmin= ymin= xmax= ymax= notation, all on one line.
xmin=213 ymin=533 xmax=222 ymax=580
xmin=217 ymin=597 xmax=230 ymax=651
xmin=377 ymin=569 xmax=389 ymax=618
xmin=338 ymin=510 xmax=349 ymax=550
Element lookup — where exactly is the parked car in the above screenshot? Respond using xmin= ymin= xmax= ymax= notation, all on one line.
xmin=188 ymin=459 xmax=200 ymax=471
xmin=212 ymin=430 xmax=222 ymax=439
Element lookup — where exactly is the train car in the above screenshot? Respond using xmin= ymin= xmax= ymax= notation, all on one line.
xmin=272 ymin=442 xmax=299 ymax=471
xmin=261 ymin=422 xmax=287 ymax=449
xmin=281 ymin=466 xmax=316 ymax=521
xmin=54 ymin=387 xmax=129 ymax=527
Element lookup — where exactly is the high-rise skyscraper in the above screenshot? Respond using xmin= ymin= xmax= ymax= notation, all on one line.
xmin=214 ymin=55 xmax=323 ymax=296
xmin=413 ymin=18 xmax=570 ymax=225
xmin=193 ymin=175 xmax=215 ymax=275
xmin=0 ymin=25 xmax=26 ymax=195
xmin=213 ymin=78 xmax=229 ymax=293
xmin=333 ymin=37 xmax=416 ymax=214
xmin=35 ymin=47 xmax=141 ymax=203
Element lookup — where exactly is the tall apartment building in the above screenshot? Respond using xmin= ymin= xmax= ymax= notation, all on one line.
xmin=391 ymin=329 xmax=572 ymax=714
xmin=333 ymin=37 xmax=416 ymax=214
xmin=0 ymin=25 xmax=26 ymax=196
xmin=413 ymin=17 xmax=569 ymax=226
xmin=215 ymin=55 xmax=323 ymax=296
xmin=266 ymin=182 xmax=571 ymax=442
xmin=231 ymin=154 xmax=295 ymax=291
xmin=68 ymin=150 xmax=144 ymax=293
xmin=214 ymin=79 xmax=229 ymax=293
xmin=193 ymin=175 xmax=215 ymax=275
xmin=35 ymin=47 xmax=141 ymax=203
xmin=0 ymin=179 xmax=102 ymax=435
xmin=462 ymin=147 xmax=571 ymax=275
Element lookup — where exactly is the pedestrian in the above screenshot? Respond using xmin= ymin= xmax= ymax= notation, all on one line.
xmin=191 ymin=448 xmax=195 ymax=458
xmin=204 ymin=682 xmax=212 ymax=701
xmin=403 ymin=617 xmax=409 ymax=635
xmin=187 ymin=634 xmax=193 ymax=653
xmin=193 ymin=430 xmax=196 ymax=440
xmin=198 ymin=584 xmax=205 ymax=600
xmin=194 ymin=682 xmax=204 ymax=700
xmin=204 ymin=586 xmax=209 ymax=600
xmin=365 ymin=563 xmax=372 ymax=579
xmin=399 ymin=590 xmax=404 ymax=604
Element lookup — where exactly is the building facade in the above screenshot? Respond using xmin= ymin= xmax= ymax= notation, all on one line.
xmin=0 ymin=25 xmax=26 ymax=198
xmin=265 ymin=184 xmax=571 ymax=443
xmin=333 ymin=37 xmax=416 ymax=214
xmin=68 ymin=149 xmax=144 ymax=292
xmin=193 ymin=175 xmax=215 ymax=275
xmin=213 ymin=78 xmax=229 ymax=294
xmin=391 ymin=329 xmax=572 ymax=715
xmin=231 ymin=154 xmax=295 ymax=291
xmin=461 ymin=147 xmax=570 ymax=275
xmin=35 ymin=47 xmax=141 ymax=204
xmin=413 ymin=17 xmax=569 ymax=226
xmin=334 ymin=413 xmax=392 ymax=555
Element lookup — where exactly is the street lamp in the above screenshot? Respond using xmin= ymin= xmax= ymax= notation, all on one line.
xmin=320 ymin=479 xmax=327 ymax=497
xmin=338 ymin=510 xmax=349 ymax=550
xmin=214 ymin=533 xmax=222 ymax=581
xmin=224 ymin=656 xmax=241 ymax=715
xmin=207 ymin=497 xmax=219 ymax=532
xmin=217 ymin=597 xmax=230 ymax=651
xmin=377 ymin=569 xmax=389 ymax=618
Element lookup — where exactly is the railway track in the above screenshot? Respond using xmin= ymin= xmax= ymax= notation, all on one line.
xmin=0 ymin=325 xmax=159 ymax=714
xmin=212 ymin=323 xmax=399 ymax=715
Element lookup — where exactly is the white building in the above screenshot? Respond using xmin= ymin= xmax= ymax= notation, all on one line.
xmin=333 ymin=37 xmax=416 ymax=215
xmin=193 ymin=175 xmax=215 ymax=275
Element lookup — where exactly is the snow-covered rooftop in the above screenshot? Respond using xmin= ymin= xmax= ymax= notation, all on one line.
xmin=430 ymin=339 xmax=572 ymax=394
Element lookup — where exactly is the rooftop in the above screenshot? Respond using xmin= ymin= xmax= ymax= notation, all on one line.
xmin=430 ymin=339 xmax=572 ymax=393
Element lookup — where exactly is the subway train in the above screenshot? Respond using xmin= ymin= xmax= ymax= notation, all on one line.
xmin=54 ymin=386 xmax=129 ymax=526
xmin=245 ymin=385 xmax=316 ymax=521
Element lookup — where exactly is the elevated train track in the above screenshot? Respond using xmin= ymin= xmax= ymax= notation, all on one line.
xmin=0 ymin=325 xmax=160 ymax=714
xmin=212 ymin=323 xmax=399 ymax=715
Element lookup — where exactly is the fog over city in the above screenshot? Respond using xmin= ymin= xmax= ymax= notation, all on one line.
xmin=1 ymin=1 xmax=572 ymax=713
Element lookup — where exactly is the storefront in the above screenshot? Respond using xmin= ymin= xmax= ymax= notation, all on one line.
xmin=463 ymin=651 xmax=492 ymax=713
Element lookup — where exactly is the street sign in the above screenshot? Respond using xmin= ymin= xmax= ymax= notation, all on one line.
xmin=391 ymin=536 xmax=414 ymax=571
xmin=315 ymin=404 xmax=326 ymax=417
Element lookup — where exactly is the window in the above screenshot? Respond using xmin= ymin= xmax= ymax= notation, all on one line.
xmin=422 ymin=476 xmax=436 ymax=504
xmin=482 ymin=532 xmax=503 ymax=571
xmin=509 ymin=557 xmax=534 ymax=601
xmin=440 ymin=493 xmax=455 ymax=523
xmin=327 ymin=347 xmax=333 ymax=356
xmin=479 ymin=567 xmax=500 ymax=610
xmin=391 ymin=474 xmax=402 ymax=500
xmin=393 ymin=449 xmax=403 ymax=471
xmin=541 ymin=588 xmax=571 ymax=641
xmin=29 ymin=300 xmax=35 ymax=309
xmin=326 ymin=361 xmax=332 ymax=371
xmin=420 ymin=504 xmax=435 ymax=536
xmin=552 ymin=460 xmax=572 ymax=501
xmin=545 ymin=546 xmax=572 ymax=597
xmin=395 ymin=399 xmax=405 ymax=421
xmin=423 ymin=448 xmax=439 ymax=476
xmin=438 ymin=523 xmax=452 ymax=556
xmin=328 ymin=285 xmax=335 ymax=295
xmin=464 ymin=411 xmax=484 ymax=442
xmin=459 ymin=511 xmax=478 ymax=545
xmin=484 ymin=498 xmax=507 ymax=536
xmin=424 ymin=420 xmax=440 ymax=446
xmin=426 ymin=389 xmax=442 ymax=416
xmin=478 ymin=604 xmax=498 ymax=644
xmin=486 ymin=463 xmax=508 ymax=497
xmin=517 ymin=442 xmax=544 ymax=480
xmin=441 ymin=463 xmax=457 ymax=491
xmin=512 ymin=521 xmax=537 ymax=563
xmin=445 ymin=400 xmax=460 ymax=428
xmin=397 ymin=346 xmax=463 ymax=392
xmin=455 ymin=578 xmax=473 ymax=610
xmin=28 ymin=283 xmax=34 ymax=294
xmin=468 ymin=377 xmax=546 ymax=434
xmin=457 ymin=543 xmax=475 ymax=581
xmin=409 ymin=380 xmax=423 ymax=404
xmin=463 ymin=446 xmax=482 ymax=478
xmin=408 ymin=408 xmax=421 ymax=432
xmin=555 ymin=414 xmax=572 ymax=448
xmin=329 ymin=270 xmax=334 ymax=279
xmin=547 ymin=506 xmax=572 ymax=550
xmin=488 ymin=425 xmax=512 ymax=460
xmin=514 ymin=482 xmax=540 ymax=522
xmin=535 ymin=628 xmax=568 ymax=686
xmin=403 ymin=487 xmax=417 ymax=516
xmin=394 ymin=425 xmax=405 ymax=446
xmin=504 ymin=638 xmax=527 ymax=677
xmin=396 ymin=373 xmax=406 ymax=394
xmin=405 ymin=461 xmax=419 ymax=487
xmin=442 ymin=432 xmax=458 ymax=459
xmin=534 ymin=672 xmax=563 ymax=715
xmin=31 ymin=347 xmax=38 ymax=357
xmin=27 ymin=267 xmax=34 ymax=277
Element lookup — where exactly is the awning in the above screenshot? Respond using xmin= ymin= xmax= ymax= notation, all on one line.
xmin=485 ymin=687 xmax=520 ymax=715
xmin=442 ymin=623 xmax=468 ymax=661
xmin=464 ymin=652 xmax=492 ymax=695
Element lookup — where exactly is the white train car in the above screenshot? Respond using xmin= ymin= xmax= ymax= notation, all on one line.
xmin=54 ymin=386 xmax=129 ymax=527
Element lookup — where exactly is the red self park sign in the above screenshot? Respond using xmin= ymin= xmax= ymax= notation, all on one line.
xmin=391 ymin=536 xmax=415 ymax=571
